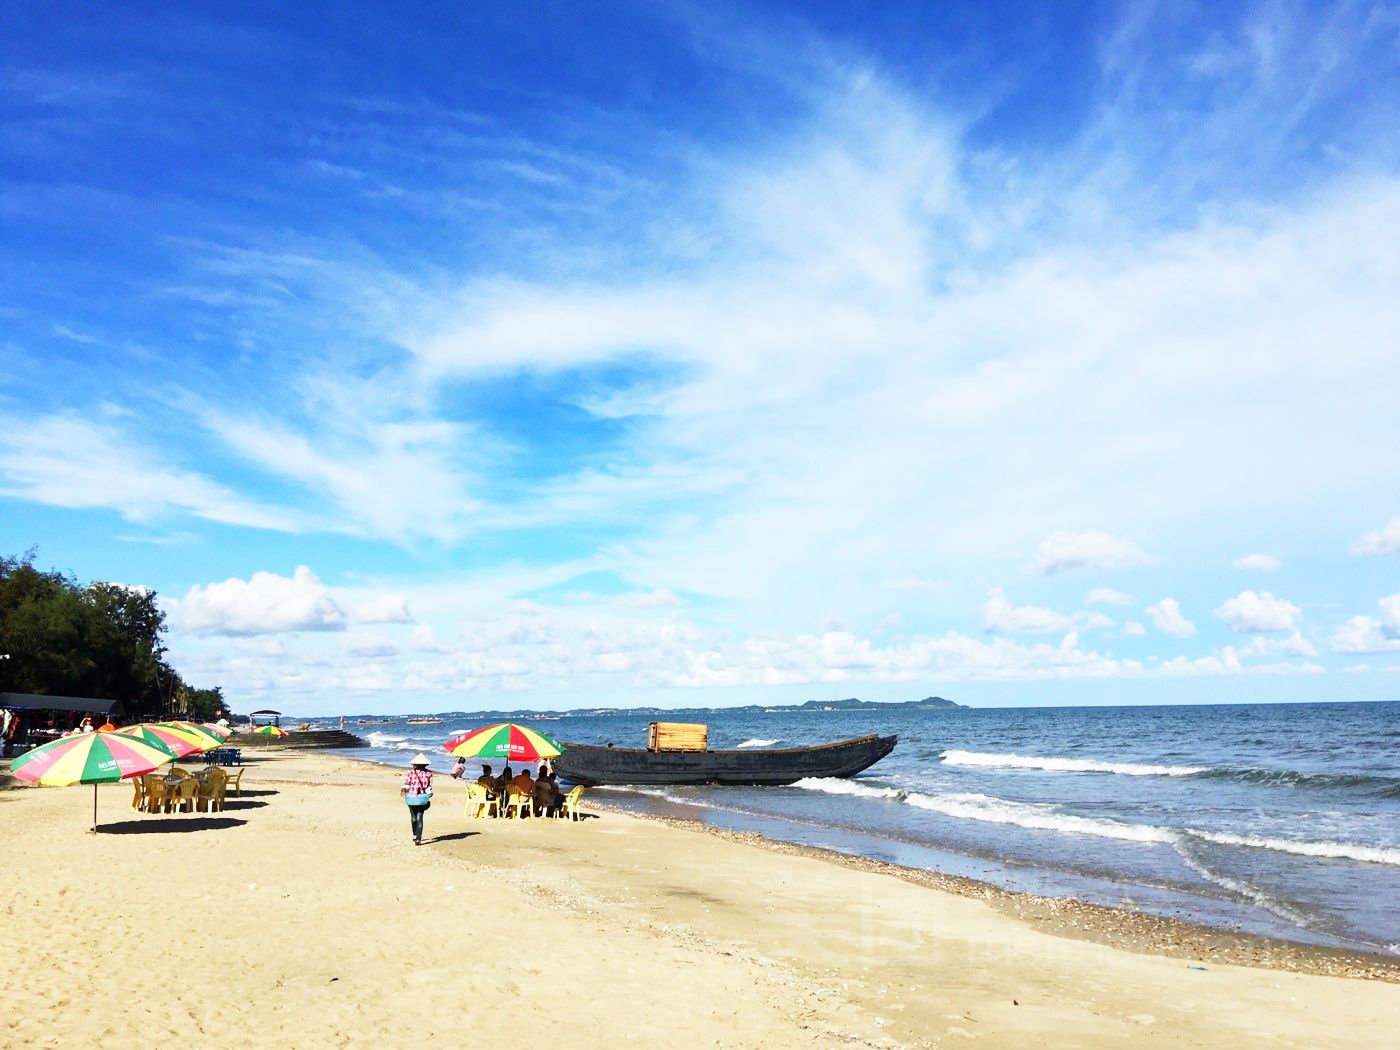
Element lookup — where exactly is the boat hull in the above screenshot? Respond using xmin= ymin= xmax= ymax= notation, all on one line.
xmin=552 ymin=734 xmax=897 ymax=787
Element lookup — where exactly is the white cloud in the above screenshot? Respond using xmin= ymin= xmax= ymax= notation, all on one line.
xmin=350 ymin=593 xmax=415 ymax=624
xmin=982 ymin=587 xmax=1112 ymax=636
xmin=1215 ymin=590 xmax=1301 ymax=633
xmin=1232 ymin=553 xmax=1281 ymax=572
xmin=1031 ymin=531 xmax=1151 ymax=574
xmin=1240 ymin=632 xmax=1317 ymax=658
xmin=0 ymin=414 xmax=296 ymax=532
xmin=1351 ymin=518 xmax=1400 ymax=556
xmin=343 ymin=633 xmax=399 ymax=658
xmin=1329 ymin=595 xmax=1400 ymax=654
xmin=1122 ymin=620 xmax=1147 ymax=637
xmin=172 ymin=566 xmax=347 ymax=635
xmin=1146 ymin=598 xmax=1196 ymax=638
xmin=617 ymin=588 xmax=682 ymax=608
xmin=1086 ymin=588 xmax=1134 ymax=606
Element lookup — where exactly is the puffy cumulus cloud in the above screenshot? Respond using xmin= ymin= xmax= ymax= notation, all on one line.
xmin=982 ymin=587 xmax=1112 ymax=635
xmin=1215 ymin=590 xmax=1301 ymax=633
xmin=171 ymin=566 xmax=346 ymax=636
xmin=1086 ymin=588 xmax=1134 ymax=606
xmin=1240 ymin=632 xmax=1317 ymax=658
xmin=983 ymin=588 xmax=1073 ymax=635
xmin=1031 ymin=532 xmax=1151 ymax=574
xmin=1146 ymin=598 xmax=1196 ymax=638
xmin=1122 ymin=621 xmax=1147 ymax=637
xmin=172 ymin=596 xmax=1332 ymax=708
xmin=1351 ymin=518 xmax=1400 ymax=556
xmin=1232 ymin=553 xmax=1281 ymax=572
xmin=409 ymin=624 xmax=453 ymax=653
xmin=350 ymin=593 xmax=415 ymax=624
xmin=1329 ymin=595 xmax=1400 ymax=654
xmin=342 ymin=633 xmax=399 ymax=658
xmin=1157 ymin=649 xmax=1323 ymax=677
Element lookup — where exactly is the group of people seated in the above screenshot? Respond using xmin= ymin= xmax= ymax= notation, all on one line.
xmin=450 ymin=757 xmax=565 ymax=815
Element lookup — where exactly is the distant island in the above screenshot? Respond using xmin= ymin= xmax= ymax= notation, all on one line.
xmin=341 ymin=695 xmax=963 ymax=722
xmin=789 ymin=696 xmax=961 ymax=712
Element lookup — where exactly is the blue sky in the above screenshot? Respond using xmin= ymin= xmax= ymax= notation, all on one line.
xmin=3 ymin=1 xmax=1399 ymax=715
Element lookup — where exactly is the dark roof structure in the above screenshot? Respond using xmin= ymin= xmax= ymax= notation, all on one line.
xmin=0 ymin=692 xmax=119 ymax=714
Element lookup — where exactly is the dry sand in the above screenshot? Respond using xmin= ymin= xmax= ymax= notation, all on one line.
xmin=3 ymin=750 xmax=1398 ymax=1049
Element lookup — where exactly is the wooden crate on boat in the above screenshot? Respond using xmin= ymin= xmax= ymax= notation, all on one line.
xmin=646 ymin=722 xmax=708 ymax=752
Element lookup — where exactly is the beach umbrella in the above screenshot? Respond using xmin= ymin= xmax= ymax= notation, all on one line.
xmin=9 ymin=732 xmax=176 ymax=832
xmin=112 ymin=724 xmax=205 ymax=763
xmin=443 ymin=722 xmax=563 ymax=763
xmin=159 ymin=721 xmax=228 ymax=750
xmin=254 ymin=725 xmax=288 ymax=738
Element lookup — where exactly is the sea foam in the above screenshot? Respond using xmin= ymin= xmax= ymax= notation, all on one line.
xmin=737 ymin=738 xmax=782 ymax=748
xmin=940 ymin=749 xmax=1207 ymax=777
xmin=792 ymin=778 xmax=1400 ymax=865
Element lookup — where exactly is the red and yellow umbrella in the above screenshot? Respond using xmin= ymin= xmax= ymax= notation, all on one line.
xmin=159 ymin=721 xmax=228 ymax=750
xmin=254 ymin=725 xmax=288 ymax=738
xmin=444 ymin=722 xmax=562 ymax=763
xmin=9 ymin=732 xmax=177 ymax=831
xmin=113 ymin=724 xmax=205 ymax=762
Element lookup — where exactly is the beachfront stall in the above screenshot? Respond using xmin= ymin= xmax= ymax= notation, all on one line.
xmin=0 ymin=691 xmax=138 ymax=757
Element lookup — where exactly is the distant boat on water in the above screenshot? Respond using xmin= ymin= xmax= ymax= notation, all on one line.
xmin=406 ymin=717 xmax=446 ymax=725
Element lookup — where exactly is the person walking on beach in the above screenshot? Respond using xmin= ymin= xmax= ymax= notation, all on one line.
xmin=400 ymin=754 xmax=434 ymax=845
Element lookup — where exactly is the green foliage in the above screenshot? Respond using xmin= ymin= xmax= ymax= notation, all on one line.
xmin=0 ymin=551 xmax=220 ymax=715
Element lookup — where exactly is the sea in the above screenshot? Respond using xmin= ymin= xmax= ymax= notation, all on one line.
xmin=324 ymin=700 xmax=1400 ymax=956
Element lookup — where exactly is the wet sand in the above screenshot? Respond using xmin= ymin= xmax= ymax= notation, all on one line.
xmin=3 ymin=750 xmax=1398 ymax=1049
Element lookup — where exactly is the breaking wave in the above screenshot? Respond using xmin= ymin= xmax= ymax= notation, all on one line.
xmin=940 ymin=750 xmax=1206 ymax=777
xmin=791 ymin=779 xmax=1400 ymax=865
xmin=366 ymin=732 xmax=421 ymax=752
xmin=939 ymin=750 xmax=1400 ymax=795
xmin=737 ymin=738 xmax=782 ymax=748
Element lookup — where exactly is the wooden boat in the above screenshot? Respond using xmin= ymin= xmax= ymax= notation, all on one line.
xmin=552 ymin=732 xmax=897 ymax=787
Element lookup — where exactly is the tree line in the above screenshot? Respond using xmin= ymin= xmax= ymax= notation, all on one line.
xmin=0 ymin=551 xmax=225 ymax=721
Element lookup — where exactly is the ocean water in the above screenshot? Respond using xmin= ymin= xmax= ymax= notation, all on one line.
xmin=331 ymin=701 xmax=1400 ymax=955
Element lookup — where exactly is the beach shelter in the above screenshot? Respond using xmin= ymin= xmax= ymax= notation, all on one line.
xmin=443 ymin=722 xmax=563 ymax=763
xmin=255 ymin=725 xmax=288 ymax=737
xmin=9 ymin=732 xmax=177 ymax=831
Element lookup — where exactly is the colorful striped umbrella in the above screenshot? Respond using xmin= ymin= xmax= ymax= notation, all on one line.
xmin=113 ymin=724 xmax=205 ymax=762
xmin=159 ymin=721 xmax=228 ymax=750
xmin=9 ymin=732 xmax=176 ymax=831
xmin=255 ymin=725 xmax=288 ymax=738
xmin=443 ymin=722 xmax=563 ymax=763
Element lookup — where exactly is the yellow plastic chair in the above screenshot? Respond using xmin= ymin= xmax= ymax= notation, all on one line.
xmin=197 ymin=769 xmax=227 ymax=812
xmin=506 ymin=788 xmax=534 ymax=819
xmin=131 ymin=777 xmax=147 ymax=811
xmin=224 ymin=767 xmax=245 ymax=796
xmin=143 ymin=776 xmax=170 ymax=814
xmin=463 ymin=783 xmax=498 ymax=819
xmin=559 ymin=785 xmax=586 ymax=822
xmin=170 ymin=777 xmax=198 ymax=814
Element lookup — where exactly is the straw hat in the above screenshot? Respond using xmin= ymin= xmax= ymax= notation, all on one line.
xmin=409 ymin=753 xmax=431 ymax=766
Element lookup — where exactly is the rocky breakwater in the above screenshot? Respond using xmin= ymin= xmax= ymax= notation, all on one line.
xmin=234 ymin=729 xmax=367 ymax=749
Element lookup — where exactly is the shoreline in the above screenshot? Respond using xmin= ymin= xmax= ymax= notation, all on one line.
xmin=592 ymin=802 xmax=1400 ymax=984
xmin=7 ymin=748 xmax=1400 ymax=1049
xmin=333 ymin=749 xmax=1400 ymax=984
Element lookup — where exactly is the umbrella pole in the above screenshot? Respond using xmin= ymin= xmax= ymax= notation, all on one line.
xmin=92 ymin=782 xmax=99 ymax=834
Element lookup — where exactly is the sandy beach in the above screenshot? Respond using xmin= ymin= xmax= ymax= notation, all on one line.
xmin=4 ymin=751 xmax=1398 ymax=1050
